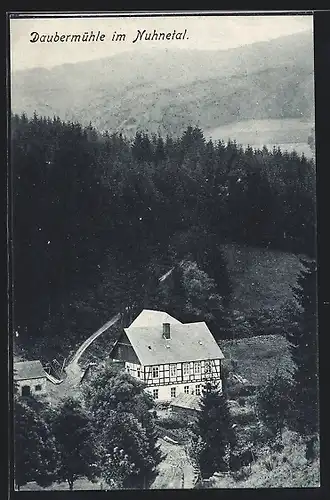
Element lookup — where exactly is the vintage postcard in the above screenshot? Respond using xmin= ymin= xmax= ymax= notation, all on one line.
xmin=8 ymin=11 xmax=319 ymax=491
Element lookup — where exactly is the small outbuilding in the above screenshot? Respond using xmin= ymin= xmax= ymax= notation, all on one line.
xmin=14 ymin=360 xmax=47 ymax=397
xmin=170 ymin=393 xmax=202 ymax=420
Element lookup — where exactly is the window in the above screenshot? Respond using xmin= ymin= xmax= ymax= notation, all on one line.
xmin=170 ymin=364 xmax=177 ymax=377
xmin=194 ymin=361 xmax=201 ymax=374
xmin=137 ymin=368 xmax=141 ymax=378
xmin=35 ymin=384 xmax=42 ymax=391
xmin=170 ymin=387 xmax=176 ymax=398
xmin=195 ymin=384 xmax=201 ymax=395
xmin=205 ymin=361 xmax=212 ymax=373
xmin=183 ymin=363 xmax=190 ymax=375
xmin=126 ymin=366 xmax=130 ymax=374
xmin=152 ymin=389 xmax=159 ymax=400
xmin=152 ymin=366 xmax=159 ymax=378
xmin=184 ymin=385 xmax=189 ymax=394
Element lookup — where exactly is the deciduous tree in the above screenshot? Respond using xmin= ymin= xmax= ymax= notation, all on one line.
xmin=83 ymin=364 xmax=161 ymax=487
xmin=51 ymin=397 xmax=98 ymax=490
xmin=14 ymin=397 xmax=58 ymax=490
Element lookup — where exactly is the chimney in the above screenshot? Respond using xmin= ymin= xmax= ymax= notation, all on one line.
xmin=163 ymin=323 xmax=170 ymax=339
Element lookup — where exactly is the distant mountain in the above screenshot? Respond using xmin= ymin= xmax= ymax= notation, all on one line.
xmin=11 ymin=31 xmax=314 ymax=138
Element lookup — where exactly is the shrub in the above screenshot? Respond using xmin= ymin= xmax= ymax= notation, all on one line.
xmin=232 ymin=466 xmax=252 ymax=482
xmin=227 ymin=383 xmax=256 ymax=398
xmin=157 ymin=413 xmax=188 ymax=429
xmin=156 ymin=425 xmax=188 ymax=444
xmin=229 ymin=443 xmax=256 ymax=472
xmin=264 ymin=459 xmax=275 ymax=472
xmin=272 ymin=441 xmax=285 ymax=453
xmin=232 ymin=411 xmax=257 ymax=426
xmin=155 ymin=401 xmax=170 ymax=410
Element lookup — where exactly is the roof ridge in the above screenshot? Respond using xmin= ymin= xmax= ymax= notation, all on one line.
xmin=179 ymin=321 xmax=207 ymax=326
xmin=15 ymin=360 xmax=42 ymax=364
xmin=140 ymin=308 xmax=166 ymax=313
xmin=126 ymin=321 xmax=207 ymax=329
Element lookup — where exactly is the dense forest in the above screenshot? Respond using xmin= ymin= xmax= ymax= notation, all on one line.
xmin=11 ymin=113 xmax=316 ymax=362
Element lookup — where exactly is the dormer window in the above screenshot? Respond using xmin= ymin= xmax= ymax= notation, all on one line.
xmin=163 ymin=323 xmax=171 ymax=339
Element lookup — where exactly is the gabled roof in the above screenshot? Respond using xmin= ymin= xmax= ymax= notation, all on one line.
xmin=170 ymin=393 xmax=202 ymax=412
xmin=128 ymin=309 xmax=182 ymax=328
xmin=14 ymin=360 xmax=46 ymax=381
xmin=124 ymin=310 xmax=224 ymax=365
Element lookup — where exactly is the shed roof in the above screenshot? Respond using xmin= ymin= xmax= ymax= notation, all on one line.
xmin=125 ymin=310 xmax=224 ymax=365
xmin=14 ymin=360 xmax=46 ymax=381
xmin=170 ymin=393 xmax=202 ymax=412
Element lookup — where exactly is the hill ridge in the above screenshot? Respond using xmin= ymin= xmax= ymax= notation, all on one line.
xmin=11 ymin=31 xmax=314 ymax=140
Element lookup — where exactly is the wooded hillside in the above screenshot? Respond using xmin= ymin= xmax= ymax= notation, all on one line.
xmin=11 ymin=113 xmax=316 ymax=362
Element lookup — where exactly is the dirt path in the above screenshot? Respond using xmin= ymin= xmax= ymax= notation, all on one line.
xmin=45 ymin=266 xmax=174 ymax=386
xmin=44 ymin=267 xmax=174 ymax=400
xmin=44 ymin=312 xmax=120 ymax=390
xmin=151 ymin=438 xmax=195 ymax=490
xmin=69 ymin=313 xmax=121 ymax=365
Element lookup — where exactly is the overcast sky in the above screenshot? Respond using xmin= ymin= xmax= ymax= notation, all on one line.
xmin=10 ymin=14 xmax=313 ymax=72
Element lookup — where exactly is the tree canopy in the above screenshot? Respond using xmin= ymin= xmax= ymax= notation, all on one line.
xmin=50 ymin=397 xmax=98 ymax=490
xmin=14 ymin=397 xmax=58 ymax=490
xmin=83 ymin=363 xmax=161 ymax=488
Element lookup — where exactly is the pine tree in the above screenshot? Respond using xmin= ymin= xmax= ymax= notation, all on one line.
xmin=195 ymin=381 xmax=235 ymax=479
xmin=144 ymin=412 xmax=162 ymax=467
xmin=287 ymin=258 xmax=318 ymax=437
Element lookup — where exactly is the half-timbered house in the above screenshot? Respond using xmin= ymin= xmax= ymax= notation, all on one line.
xmin=110 ymin=309 xmax=225 ymax=401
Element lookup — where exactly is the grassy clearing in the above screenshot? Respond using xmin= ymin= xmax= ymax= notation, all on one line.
xmin=221 ymin=243 xmax=304 ymax=314
xmin=221 ymin=334 xmax=294 ymax=388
